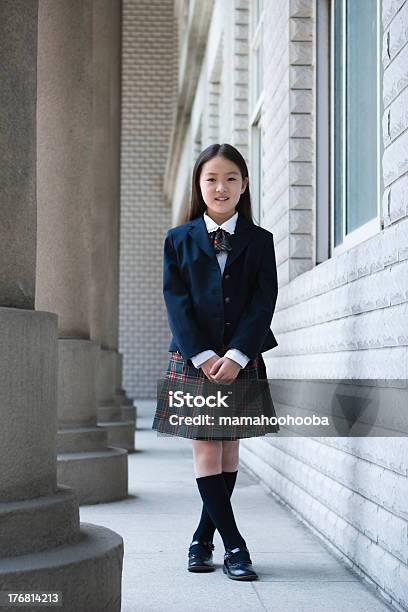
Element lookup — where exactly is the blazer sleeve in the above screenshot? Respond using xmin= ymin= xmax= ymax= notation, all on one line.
xmin=226 ymin=232 xmax=278 ymax=360
xmin=163 ymin=230 xmax=209 ymax=360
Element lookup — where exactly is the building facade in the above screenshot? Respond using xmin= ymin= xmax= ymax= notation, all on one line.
xmin=138 ymin=0 xmax=407 ymax=608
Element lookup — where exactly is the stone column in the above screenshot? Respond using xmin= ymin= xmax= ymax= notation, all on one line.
xmin=91 ymin=0 xmax=136 ymax=450
xmin=0 ymin=6 xmax=36 ymax=310
xmin=0 ymin=3 xmax=123 ymax=607
xmin=36 ymin=0 xmax=128 ymax=502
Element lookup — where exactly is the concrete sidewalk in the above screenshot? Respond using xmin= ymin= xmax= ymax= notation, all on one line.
xmin=80 ymin=401 xmax=394 ymax=612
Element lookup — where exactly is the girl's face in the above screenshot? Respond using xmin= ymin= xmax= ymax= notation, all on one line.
xmin=199 ymin=155 xmax=248 ymax=223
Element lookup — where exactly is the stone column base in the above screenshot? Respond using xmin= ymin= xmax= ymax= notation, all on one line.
xmin=97 ymin=420 xmax=135 ymax=452
xmin=96 ymin=349 xmax=136 ymax=451
xmin=114 ymin=352 xmax=136 ymax=408
xmin=57 ymin=339 xmax=129 ymax=503
xmin=0 ymin=523 xmax=123 ymax=612
xmin=0 ymin=308 xmax=124 ymax=609
xmin=97 ymin=404 xmax=136 ymax=452
xmin=114 ymin=389 xmax=135 ymax=407
xmin=57 ymin=447 xmax=128 ymax=505
xmin=0 ymin=486 xmax=79 ymax=558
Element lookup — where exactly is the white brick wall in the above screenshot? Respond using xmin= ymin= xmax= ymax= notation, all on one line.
xmin=240 ymin=437 xmax=408 ymax=609
xmin=119 ymin=0 xmax=174 ymax=397
xmin=262 ymin=0 xmax=315 ymax=284
xmin=240 ymin=1 xmax=408 ymax=609
xmin=383 ymin=0 xmax=408 ymax=225
xmin=218 ymin=0 xmax=250 ymax=156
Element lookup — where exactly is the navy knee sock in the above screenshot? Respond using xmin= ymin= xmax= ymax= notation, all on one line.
xmin=195 ymin=472 xmax=246 ymax=550
xmin=193 ymin=470 xmax=238 ymax=543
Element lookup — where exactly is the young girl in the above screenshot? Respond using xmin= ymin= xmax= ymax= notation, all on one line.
xmin=152 ymin=143 xmax=279 ymax=581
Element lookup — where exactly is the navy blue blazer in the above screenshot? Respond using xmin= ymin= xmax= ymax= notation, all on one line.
xmin=163 ymin=212 xmax=278 ymax=361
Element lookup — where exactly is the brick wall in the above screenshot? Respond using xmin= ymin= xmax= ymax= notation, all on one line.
xmin=382 ymin=0 xmax=408 ymax=225
xmin=119 ymin=0 xmax=175 ymax=398
xmin=240 ymin=1 xmax=408 ymax=609
xmin=262 ymin=0 xmax=314 ymax=284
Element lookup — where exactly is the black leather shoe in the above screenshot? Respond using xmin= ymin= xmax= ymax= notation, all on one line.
xmin=188 ymin=540 xmax=215 ymax=572
xmin=223 ymin=546 xmax=258 ymax=581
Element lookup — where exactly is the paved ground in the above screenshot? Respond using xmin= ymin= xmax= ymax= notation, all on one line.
xmin=79 ymin=401 xmax=394 ymax=612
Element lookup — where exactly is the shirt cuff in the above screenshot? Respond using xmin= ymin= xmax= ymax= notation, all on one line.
xmin=190 ymin=350 xmax=217 ymax=369
xmin=224 ymin=349 xmax=250 ymax=369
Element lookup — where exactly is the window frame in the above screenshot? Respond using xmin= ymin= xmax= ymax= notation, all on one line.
xmin=316 ymin=0 xmax=331 ymax=263
xmin=250 ymin=97 xmax=264 ymax=225
xmin=249 ymin=0 xmax=265 ymax=226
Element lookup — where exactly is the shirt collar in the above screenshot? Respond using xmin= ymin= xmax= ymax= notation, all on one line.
xmin=203 ymin=210 xmax=238 ymax=234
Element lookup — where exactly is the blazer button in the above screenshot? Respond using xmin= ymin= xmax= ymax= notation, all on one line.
xmin=224 ymin=297 xmax=230 ymax=303
xmin=224 ymin=274 xmax=230 ymax=280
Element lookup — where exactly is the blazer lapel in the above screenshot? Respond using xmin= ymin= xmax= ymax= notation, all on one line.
xmin=224 ymin=213 xmax=254 ymax=269
xmin=188 ymin=216 xmax=218 ymax=263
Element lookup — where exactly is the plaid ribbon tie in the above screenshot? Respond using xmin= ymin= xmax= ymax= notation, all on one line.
xmin=208 ymin=227 xmax=233 ymax=254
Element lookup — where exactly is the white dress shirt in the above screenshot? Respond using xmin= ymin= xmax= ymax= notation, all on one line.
xmin=190 ymin=211 xmax=250 ymax=370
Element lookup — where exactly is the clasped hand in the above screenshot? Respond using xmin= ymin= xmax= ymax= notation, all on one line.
xmin=200 ymin=355 xmax=241 ymax=385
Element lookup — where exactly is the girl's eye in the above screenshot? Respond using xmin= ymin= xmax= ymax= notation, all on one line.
xmin=206 ymin=177 xmax=237 ymax=182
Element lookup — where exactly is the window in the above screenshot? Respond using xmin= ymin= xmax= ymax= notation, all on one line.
xmin=250 ymin=0 xmax=264 ymax=225
xmin=317 ymin=0 xmax=381 ymax=260
xmin=330 ymin=0 xmax=381 ymax=254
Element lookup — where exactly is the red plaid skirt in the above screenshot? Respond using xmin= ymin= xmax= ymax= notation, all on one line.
xmin=152 ymin=351 xmax=280 ymax=440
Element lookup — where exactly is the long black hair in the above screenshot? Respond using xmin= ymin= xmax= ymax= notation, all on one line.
xmin=186 ymin=143 xmax=253 ymax=223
